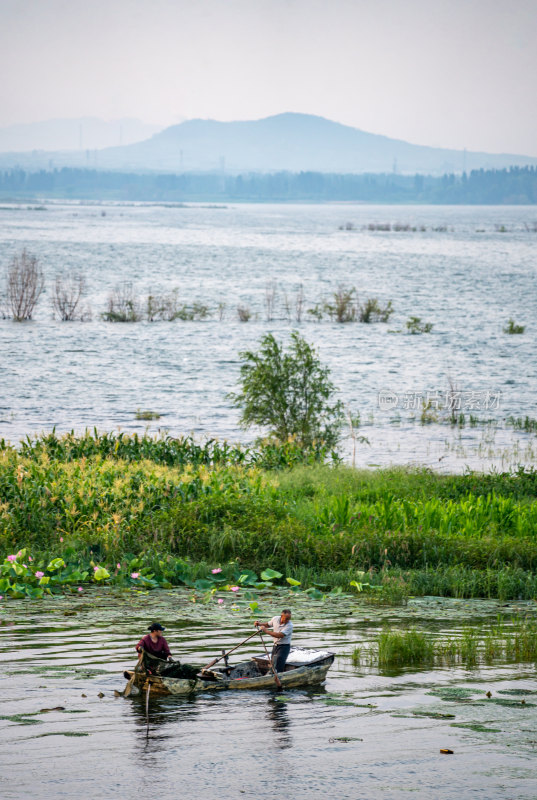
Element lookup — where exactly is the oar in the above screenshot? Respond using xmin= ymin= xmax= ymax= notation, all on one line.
xmin=257 ymin=629 xmax=282 ymax=689
xmin=124 ymin=650 xmax=144 ymax=697
xmin=145 ymin=681 xmax=151 ymax=739
xmin=201 ymin=630 xmax=260 ymax=672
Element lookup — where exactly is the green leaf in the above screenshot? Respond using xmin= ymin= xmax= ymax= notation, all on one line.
xmin=249 ymin=601 xmax=259 ymax=613
xmin=93 ymin=567 xmax=110 ymax=581
xmin=260 ymin=569 xmax=283 ymax=581
xmin=47 ymin=558 xmax=65 ymax=572
xmin=194 ymin=579 xmax=214 ymax=592
xmin=286 ymin=577 xmax=301 ymax=586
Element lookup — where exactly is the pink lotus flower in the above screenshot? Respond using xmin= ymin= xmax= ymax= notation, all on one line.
xmin=22 ymin=564 xmax=27 ymax=568
xmin=29 ymin=557 xmax=33 ymax=562
xmin=93 ymin=566 xmax=99 ymax=572
xmin=0 ymin=595 xmax=3 ymax=600
xmin=230 ymin=586 xmax=239 ymax=592
xmin=131 ymin=572 xmax=140 ymax=579
xmin=116 ymin=563 xmax=121 ymax=570
xmin=59 ymin=537 xmax=64 ymax=542
xmin=7 ymin=555 xmax=16 ymax=562
xmin=211 ymin=568 xmax=222 ymax=574
xmin=35 ymin=571 xmax=44 ymax=579
xmin=78 ymin=587 xmax=83 ymax=592
xmin=217 ymin=598 xmax=224 ymax=604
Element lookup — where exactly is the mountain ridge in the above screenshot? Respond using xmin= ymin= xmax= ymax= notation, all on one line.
xmin=1 ymin=113 xmax=535 ymax=175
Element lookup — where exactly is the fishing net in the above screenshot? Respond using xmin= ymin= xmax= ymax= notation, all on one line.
xmin=140 ymin=650 xmax=200 ymax=680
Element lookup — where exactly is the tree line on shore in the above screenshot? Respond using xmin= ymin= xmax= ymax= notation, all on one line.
xmin=1 ymin=165 xmax=537 ymax=203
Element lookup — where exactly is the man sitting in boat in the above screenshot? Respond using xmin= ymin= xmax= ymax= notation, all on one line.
xmin=136 ymin=622 xmax=173 ymax=661
xmin=255 ymin=609 xmax=293 ymax=673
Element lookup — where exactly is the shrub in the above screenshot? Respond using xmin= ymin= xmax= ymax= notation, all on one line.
xmin=229 ymin=331 xmax=344 ymax=449
xmin=102 ymin=282 xmax=142 ymax=322
xmin=51 ymin=273 xmax=90 ymax=321
xmin=5 ymin=249 xmax=44 ymax=320
xmin=406 ymin=316 xmax=433 ymax=334
xmin=503 ymin=319 xmax=525 ymax=334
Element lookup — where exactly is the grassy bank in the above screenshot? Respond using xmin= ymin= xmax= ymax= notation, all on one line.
xmin=1 ymin=432 xmax=537 ymax=601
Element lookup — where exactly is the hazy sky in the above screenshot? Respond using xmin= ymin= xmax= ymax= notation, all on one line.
xmin=1 ymin=0 xmax=536 ymax=154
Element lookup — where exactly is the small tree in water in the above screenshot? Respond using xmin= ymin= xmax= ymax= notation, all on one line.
xmin=230 ymin=331 xmax=344 ymax=449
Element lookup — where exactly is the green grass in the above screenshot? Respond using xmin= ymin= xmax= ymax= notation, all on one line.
xmin=1 ymin=432 xmax=537 ymax=600
xmin=352 ymin=618 xmax=537 ymax=669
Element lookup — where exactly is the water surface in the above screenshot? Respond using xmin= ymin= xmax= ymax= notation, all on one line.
xmin=1 ymin=591 xmax=536 ymax=799
xmin=1 ymin=202 xmax=536 ymax=471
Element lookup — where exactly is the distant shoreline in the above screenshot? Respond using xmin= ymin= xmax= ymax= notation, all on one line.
xmin=1 ymin=165 xmax=536 ymax=204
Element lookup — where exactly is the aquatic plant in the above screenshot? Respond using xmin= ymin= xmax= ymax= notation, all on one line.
xmin=237 ymin=304 xmax=252 ymax=322
xmin=358 ymin=297 xmax=393 ymax=323
xmin=352 ymin=618 xmax=537 ymax=670
xmin=506 ymin=416 xmax=537 ymax=433
xmin=135 ymin=410 xmax=161 ymax=420
xmin=102 ymin=282 xmax=142 ymax=322
xmin=503 ymin=319 xmax=525 ymax=334
xmin=406 ymin=316 xmax=433 ymax=334
xmin=323 ymin=286 xmax=357 ymax=323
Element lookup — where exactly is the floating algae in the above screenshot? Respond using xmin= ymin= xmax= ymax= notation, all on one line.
xmin=0 ymin=714 xmax=42 ymax=726
xmin=482 ymin=697 xmax=535 ymax=708
xmin=451 ymin=723 xmax=501 ymax=733
xmin=427 ymin=687 xmax=477 ymax=703
xmin=498 ymin=689 xmax=537 ymax=696
xmin=33 ymin=731 xmax=90 ymax=738
xmin=329 ymin=736 xmax=363 ymax=742
xmin=412 ymin=710 xmax=456 ymax=719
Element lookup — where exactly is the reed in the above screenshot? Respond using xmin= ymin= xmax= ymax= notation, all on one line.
xmin=352 ymin=618 xmax=537 ymax=669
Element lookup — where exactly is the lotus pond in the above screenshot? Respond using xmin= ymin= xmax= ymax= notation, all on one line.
xmin=1 ymin=589 xmax=536 ymax=800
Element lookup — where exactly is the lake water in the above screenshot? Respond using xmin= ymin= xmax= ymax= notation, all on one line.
xmin=1 ymin=590 xmax=536 ymax=800
xmin=1 ymin=201 xmax=536 ymax=471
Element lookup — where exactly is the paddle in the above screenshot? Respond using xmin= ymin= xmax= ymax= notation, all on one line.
xmin=201 ymin=630 xmax=260 ymax=673
xmin=256 ymin=628 xmax=282 ymax=689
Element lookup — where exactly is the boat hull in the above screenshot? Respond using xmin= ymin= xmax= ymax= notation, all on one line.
xmin=125 ymin=655 xmax=334 ymax=696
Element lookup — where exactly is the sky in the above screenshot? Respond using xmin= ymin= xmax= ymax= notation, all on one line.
xmin=1 ymin=0 xmax=536 ymax=155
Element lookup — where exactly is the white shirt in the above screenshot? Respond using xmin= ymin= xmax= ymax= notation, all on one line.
xmin=269 ymin=615 xmax=293 ymax=645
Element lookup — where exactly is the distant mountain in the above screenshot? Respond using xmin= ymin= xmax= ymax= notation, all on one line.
xmin=0 ymin=113 xmax=535 ymax=175
xmin=0 ymin=117 xmax=163 ymax=153
xmin=93 ymin=113 xmax=537 ymax=174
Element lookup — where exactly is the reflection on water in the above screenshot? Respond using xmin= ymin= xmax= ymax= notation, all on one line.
xmin=266 ymin=697 xmax=292 ymax=748
xmin=0 ymin=591 xmax=536 ymax=799
xmin=1 ymin=202 xmax=537 ymax=472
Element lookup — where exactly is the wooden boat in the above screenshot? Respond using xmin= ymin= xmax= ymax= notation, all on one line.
xmin=124 ymin=647 xmax=335 ymax=696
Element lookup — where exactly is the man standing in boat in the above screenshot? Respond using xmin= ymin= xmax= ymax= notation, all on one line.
xmin=255 ymin=609 xmax=293 ymax=673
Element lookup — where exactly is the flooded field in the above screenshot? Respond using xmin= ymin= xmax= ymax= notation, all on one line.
xmin=1 ymin=202 xmax=537 ymax=472
xmin=1 ymin=590 xmax=536 ymax=799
